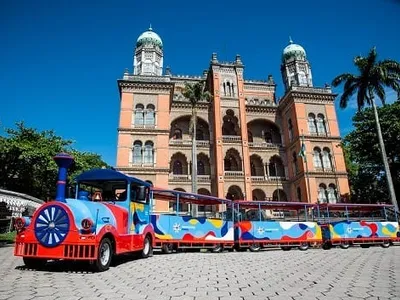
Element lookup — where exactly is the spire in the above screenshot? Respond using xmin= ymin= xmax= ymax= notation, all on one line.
xmin=289 ymin=36 xmax=293 ymax=44
xmin=149 ymin=23 xmax=152 ymax=31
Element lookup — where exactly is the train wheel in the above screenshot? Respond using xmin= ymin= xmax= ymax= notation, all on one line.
xmin=298 ymin=243 xmax=309 ymax=251
xmin=340 ymin=242 xmax=350 ymax=249
xmin=141 ymin=235 xmax=153 ymax=258
xmin=93 ymin=238 xmax=113 ymax=272
xmin=23 ymin=257 xmax=47 ymax=270
xmin=212 ymin=244 xmax=223 ymax=253
xmin=162 ymin=243 xmax=173 ymax=254
xmin=381 ymin=241 xmax=390 ymax=248
xmin=249 ymin=244 xmax=261 ymax=252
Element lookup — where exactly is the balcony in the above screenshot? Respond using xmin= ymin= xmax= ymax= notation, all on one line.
xmin=222 ymin=135 xmax=242 ymax=143
xmin=169 ymin=139 xmax=210 ymax=148
xmin=251 ymin=176 xmax=287 ymax=182
xmin=168 ymin=174 xmax=211 ymax=182
xmin=224 ymin=171 xmax=244 ymax=178
xmin=129 ymin=163 xmax=156 ymax=168
xmin=248 ymin=142 xmax=281 ymax=149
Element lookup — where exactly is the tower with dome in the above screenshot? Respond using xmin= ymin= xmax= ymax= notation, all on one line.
xmin=116 ymin=27 xmax=350 ymax=212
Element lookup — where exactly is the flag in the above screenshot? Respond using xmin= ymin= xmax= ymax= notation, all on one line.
xmin=298 ymin=135 xmax=307 ymax=162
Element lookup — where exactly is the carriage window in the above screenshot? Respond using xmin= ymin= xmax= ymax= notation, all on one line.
xmin=130 ymin=184 xmax=148 ymax=203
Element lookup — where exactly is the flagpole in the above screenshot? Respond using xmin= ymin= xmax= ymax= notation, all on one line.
xmin=300 ymin=130 xmax=312 ymax=203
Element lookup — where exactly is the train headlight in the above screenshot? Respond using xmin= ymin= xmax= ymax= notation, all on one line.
xmin=81 ymin=218 xmax=93 ymax=231
xmin=15 ymin=217 xmax=26 ymax=232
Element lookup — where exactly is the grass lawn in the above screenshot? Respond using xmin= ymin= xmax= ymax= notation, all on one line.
xmin=0 ymin=231 xmax=16 ymax=243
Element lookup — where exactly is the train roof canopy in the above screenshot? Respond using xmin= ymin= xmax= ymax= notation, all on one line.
xmin=318 ymin=203 xmax=395 ymax=211
xmin=152 ymin=188 xmax=232 ymax=205
xmin=234 ymin=201 xmax=317 ymax=210
xmin=75 ymin=169 xmax=152 ymax=187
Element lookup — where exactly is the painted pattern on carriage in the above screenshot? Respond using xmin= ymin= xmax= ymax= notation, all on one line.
xmin=151 ymin=215 xmax=234 ymax=241
xmin=130 ymin=202 xmax=150 ymax=234
xmin=237 ymin=221 xmax=322 ymax=241
xmin=64 ymin=199 xmax=118 ymax=234
xmin=328 ymin=221 xmax=399 ymax=239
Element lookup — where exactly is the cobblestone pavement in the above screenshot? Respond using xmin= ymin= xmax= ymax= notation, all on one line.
xmin=0 ymin=245 xmax=399 ymax=300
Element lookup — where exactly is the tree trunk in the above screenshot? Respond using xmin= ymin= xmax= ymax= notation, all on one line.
xmin=191 ymin=106 xmax=198 ymax=217
xmin=371 ymin=96 xmax=399 ymax=211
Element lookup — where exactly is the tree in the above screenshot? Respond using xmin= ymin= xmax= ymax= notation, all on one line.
xmin=0 ymin=122 xmax=110 ymax=200
xmin=332 ymin=47 xmax=400 ymax=210
xmin=182 ymin=81 xmax=211 ymax=216
xmin=343 ymin=102 xmax=400 ymax=204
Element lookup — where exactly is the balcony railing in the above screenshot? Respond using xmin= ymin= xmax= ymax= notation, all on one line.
xmin=131 ymin=124 xmax=156 ymax=129
xmin=224 ymin=171 xmax=244 ymax=177
xmin=222 ymin=135 xmax=242 ymax=143
xmin=168 ymin=174 xmax=211 ymax=182
xmin=169 ymin=139 xmax=210 ymax=147
xmin=309 ymin=132 xmax=330 ymax=137
xmin=129 ymin=163 xmax=156 ymax=168
xmin=251 ymin=176 xmax=287 ymax=182
xmin=248 ymin=142 xmax=281 ymax=149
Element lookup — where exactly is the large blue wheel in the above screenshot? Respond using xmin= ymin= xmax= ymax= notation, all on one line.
xmin=34 ymin=205 xmax=70 ymax=247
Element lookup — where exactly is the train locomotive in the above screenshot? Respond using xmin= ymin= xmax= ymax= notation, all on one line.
xmin=12 ymin=153 xmax=400 ymax=272
xmin=14 ymin=153 xmax=154 ymax=272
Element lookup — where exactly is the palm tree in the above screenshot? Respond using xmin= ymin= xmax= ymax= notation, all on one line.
xmin=332 ymin=47 xmax=400 ymax=211
xmin=182 ymin=81 xmax=211 ymax=216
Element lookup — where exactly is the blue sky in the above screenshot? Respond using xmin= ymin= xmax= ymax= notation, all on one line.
xmin=1 ymin=0 xmax=399 ymax=165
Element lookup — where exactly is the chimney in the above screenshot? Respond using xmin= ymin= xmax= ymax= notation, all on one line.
xmin=53 ymin=153 xmax=74 ymax=202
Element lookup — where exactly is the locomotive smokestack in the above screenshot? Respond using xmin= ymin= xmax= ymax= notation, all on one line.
xmin=53 ymin=153 xmax=74 ymax=202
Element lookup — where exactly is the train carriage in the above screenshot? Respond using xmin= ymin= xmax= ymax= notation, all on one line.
xmin=150 ymin=188 xmax=234 ymax=253
xmin=234 ymin=201 xmax=322 ymax=251
xmin=14 ymin=153 xmax=154 ymax=272
xmin=317 ymin=203 xmax=399 ymax=249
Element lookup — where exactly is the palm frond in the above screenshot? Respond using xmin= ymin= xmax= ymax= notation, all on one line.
xmin=379 ymin=59 xmax=400 ymax=75
xmin=339 ymin=80 xmax=359 ymax=109
xmin=357 ymin=84 xmax=369 ymax=111
xmin=331 ymin=73 xmax=356 ymax=87
xmin=373 ymin=83 xmax=386 ymax=104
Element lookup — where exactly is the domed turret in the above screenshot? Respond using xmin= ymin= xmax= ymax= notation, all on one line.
xmin=280 ymin=37 xmax=313 ymax=91
xmin=136 ymin=26 xmax=163 ymax=49
xmin=133 ymin=25 xmax=164 ymax=76
xmin=282 ymin=37 xmax=306 ymax=62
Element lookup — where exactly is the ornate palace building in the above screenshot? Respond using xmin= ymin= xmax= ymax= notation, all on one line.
xmin=116 ymin=27 xmax=349 ymax=212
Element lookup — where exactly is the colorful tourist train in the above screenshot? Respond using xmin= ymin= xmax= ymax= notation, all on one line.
xmin=13 ymin=154 xmax=400 ymax=272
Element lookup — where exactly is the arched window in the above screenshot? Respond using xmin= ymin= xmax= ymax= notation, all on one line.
xmin=317 ymin=114 xmax=327 ymax=135
xmin=313 ymin=147 xmax=323 ymax=168
xmin=248 ymin=131 xmax=253 ymax=143
xmin=197 ymin=161 xmax=205 ymax=175
xmin=264 ymin=130 xmax=272 ymax=143
xmin=173 ymin=161 xmax=183 ymax=174
xmin=133 ymin=141 xmax=142 ymax=164
xmin=135 ymin=104 xmax=144 ymax=125
xmin=322 ymin=148 xmax=332 ymax=170
xmin=143 ymin=141 xmax=154 ymax=164
xmin=196 ymin=129 xmax=204 ymax=140
xmin=226 ymin=82 xmax=231 ymax=96
xmin=269 ymin=156 xmax=285 ymax=177
xmin=318 ymin=184 xmax=328 ymax=203
xmin=297 ymin=187 xmax=302 ymax=202
xmin=288 ymin=119 xmax=293 ymax=141
xmin=145 ymin=104 xmax=155 ymax=125
xmin=328 ymin=184 xmax=337 ymax=203
xmin=251 ymin=162 xmax=256 ymax=176
xmin=173 ymin=128 xmax=182 ymax=140
xmin=308 ymin=113 xmax=317 ymax=134
xmin=292 ymin=152 xmax=298 ymax=175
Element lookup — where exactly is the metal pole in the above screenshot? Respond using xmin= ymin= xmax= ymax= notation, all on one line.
xmin=332 ymin=144 xmax=341 ymax=203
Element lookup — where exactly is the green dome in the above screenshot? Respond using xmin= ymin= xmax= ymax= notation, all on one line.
xmin=282 ymin=38 xmax=306 ymax=62
xmin=136 ymin=26 xmax=163 ymax=49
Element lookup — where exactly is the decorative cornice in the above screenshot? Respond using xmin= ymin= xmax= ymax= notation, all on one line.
xmin=116 ymin=166 xmax=170 ymax=174
xmin=245 ymin=106 xmax=278 ymax=114
xmin=118 ymin=80 xmax=174 ymax=94
xmin=118 ymin=127 xmax=170 ymax=134
xmin=244 ymin=84 xmax=276 ymax=92
xmin=278 ymin=86 xmax=337 ymax=111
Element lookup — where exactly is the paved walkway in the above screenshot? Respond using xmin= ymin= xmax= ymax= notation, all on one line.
xmin=0 ymin=245 xmax=399 ymax=299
